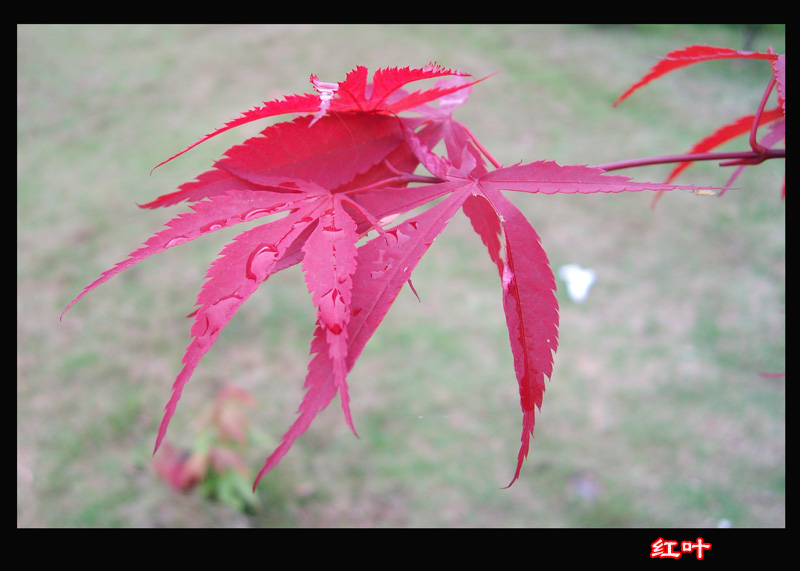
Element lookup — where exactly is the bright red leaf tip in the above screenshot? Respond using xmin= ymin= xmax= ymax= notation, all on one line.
xmin=614 ymin=45 xmax=779 ymax=107
xmin=64 ymin=64 xmax=720 ymax=490
xmin=149 ymin=62 xmax=479 ymax=178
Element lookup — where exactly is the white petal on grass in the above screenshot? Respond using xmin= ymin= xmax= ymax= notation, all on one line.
xmin=558 ymin=264 xmax=597 ymax=303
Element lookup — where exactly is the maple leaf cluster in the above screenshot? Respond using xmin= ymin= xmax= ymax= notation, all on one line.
xmin=609 ymin=45 xmax=785 ymax=204
xmin=64 ymin=61 xmax=724 ymax=490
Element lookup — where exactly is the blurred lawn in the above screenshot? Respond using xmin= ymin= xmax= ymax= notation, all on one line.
xmin=18 ymin=24 xmax=784 ymax=527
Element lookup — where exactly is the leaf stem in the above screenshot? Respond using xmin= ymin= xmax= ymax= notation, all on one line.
xmin=750 ymin=75 xmax=777 ymax=154
xmin=346 ymin=171 xmax=445 ymax=195
xmin=461 ymin=124 xmax=503 ymax=168
xmin=594 ymin=148 xmax=784 ymax=173
xmin=600 ymin=72 xmax=783 ymax=175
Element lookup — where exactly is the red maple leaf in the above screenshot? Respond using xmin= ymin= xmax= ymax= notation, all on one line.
xmin=613 ymin=45 xmax=785 ymax=204
xmin=63 ymin=64 xmax=716 ymax=489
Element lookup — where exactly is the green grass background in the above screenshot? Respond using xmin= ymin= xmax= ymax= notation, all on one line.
xmin=18 ymin=24 xmax=784 ymax=527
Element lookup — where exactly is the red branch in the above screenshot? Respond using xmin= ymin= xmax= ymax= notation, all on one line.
xmin=595 ymin=148 xmax=784 ymax=173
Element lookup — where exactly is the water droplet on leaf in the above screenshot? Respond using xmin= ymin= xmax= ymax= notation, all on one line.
xmin=195 ymin=295 xmax=242 ymax=348
xmin=201 ymin=221 xmax=225 ymax=233
xmin=243 ymin=208 xmax=276 ymax=222
xmin=166 ymin=236 xmax=189 ymax=248
xmin=246 ymin=244 xmax=278 ymax=282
